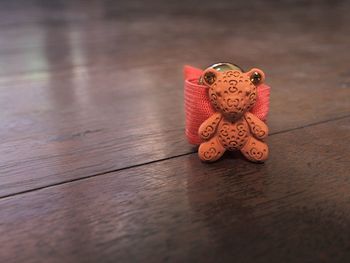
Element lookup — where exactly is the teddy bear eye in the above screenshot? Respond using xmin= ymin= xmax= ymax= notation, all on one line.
xmin=204 ymin=71 xmax=216 ymax=85
xmin=250 ymin=72 xmax=262 ymax=85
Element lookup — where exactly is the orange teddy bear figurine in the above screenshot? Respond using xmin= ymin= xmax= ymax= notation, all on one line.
xmin=198 ymin=66 xmax=269 ymax=163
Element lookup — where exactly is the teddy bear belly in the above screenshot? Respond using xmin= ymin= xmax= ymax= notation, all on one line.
xmin=217 ymin=120 xmax=250 ymax=151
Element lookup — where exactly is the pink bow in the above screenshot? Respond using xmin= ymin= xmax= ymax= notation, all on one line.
xmin=184 ymin=65 xmax=270 ymax=145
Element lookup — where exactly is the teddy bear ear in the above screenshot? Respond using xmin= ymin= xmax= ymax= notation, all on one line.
xmin=202 ymin=69 xmax=218 ymax=86
xmin=248 ymin=68 xmax=265 ymax=86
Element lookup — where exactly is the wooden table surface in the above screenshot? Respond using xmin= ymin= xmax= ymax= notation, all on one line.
xmin=1 ymin=0 xmax=350 ymax=262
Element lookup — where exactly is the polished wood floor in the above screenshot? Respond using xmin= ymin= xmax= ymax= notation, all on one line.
xmin=1 ymin=0 xmax=350 ymax=262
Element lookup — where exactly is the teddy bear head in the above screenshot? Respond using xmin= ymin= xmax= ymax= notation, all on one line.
xmin=202 ymin=67 xmax=265 ymax=120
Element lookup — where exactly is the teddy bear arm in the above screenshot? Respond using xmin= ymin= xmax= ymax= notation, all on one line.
xmin=198 ymin=112 xmax=222 ymax=141
xmin=244 ymin=112 xmax=269 ymax=139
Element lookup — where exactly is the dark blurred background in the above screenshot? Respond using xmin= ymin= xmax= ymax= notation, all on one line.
xmin=1 ymin=0 xmax=348 ymax=77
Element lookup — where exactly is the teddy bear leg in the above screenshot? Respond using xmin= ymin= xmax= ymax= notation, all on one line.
xmin=198 ymin=136 xmax=226 ymax=162
xmin=241 ymin=137 xmax=269 ymax=162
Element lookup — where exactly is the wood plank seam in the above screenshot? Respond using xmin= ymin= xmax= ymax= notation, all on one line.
xmin=1 ymin=113 xmax=349 ymax=201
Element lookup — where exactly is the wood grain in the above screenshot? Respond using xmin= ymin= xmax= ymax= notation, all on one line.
xmin=1 ymin=0 xmax=350 ymax=197
xmin=1 ymin=117 xmax=350 ymax=263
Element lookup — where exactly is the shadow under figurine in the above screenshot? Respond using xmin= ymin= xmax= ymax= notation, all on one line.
xmin=198 ymin=67 xmax=269 ymax=163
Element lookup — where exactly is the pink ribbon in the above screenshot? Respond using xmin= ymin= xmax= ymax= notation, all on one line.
xmin=184 ymin=65 xmax=270 ymax=145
